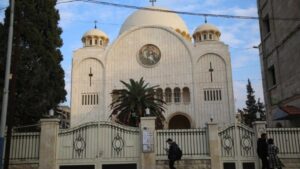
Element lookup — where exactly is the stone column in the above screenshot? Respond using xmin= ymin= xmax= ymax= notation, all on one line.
xmin=252 ymin=121 xmax=267 ymax=169
xmin=252 ymin=121 xmax=267 ymax=138
xmin=207 ymin=122 xmax=221 ymax=169
xmin=39 ymin=118 xmax=60 ymax=169
xmin=140 ymin=117 xmax=156 ymax=169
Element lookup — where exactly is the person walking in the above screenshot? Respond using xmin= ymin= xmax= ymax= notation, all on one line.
xmin=165 ymin=138 xmax=178 ymax=169
xmin=257 ymin=133 xmax=269 ymax=169
xmin=268 ymin=138 xmax=284 ymax=169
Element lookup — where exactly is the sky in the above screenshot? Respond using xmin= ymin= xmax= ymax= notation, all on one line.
xmin=0 ymin=0 xmax=264 ymax=111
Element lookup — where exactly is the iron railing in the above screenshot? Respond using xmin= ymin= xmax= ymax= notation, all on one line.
xmin=156 ymin=128 xmax=209 ymax=158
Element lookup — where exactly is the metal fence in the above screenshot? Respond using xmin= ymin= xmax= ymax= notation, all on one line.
xmin=219 ymin=124 xmax=256 ymax=158
xmin=267 ymin=128 xmax=300 ymax=155
xmin=9 ymin=132 xmax=40 ymax=160
xmin=156 ymin=128 xmax=209 ymax=159
xmin=58 ymin=121 xmax=140 ymax=160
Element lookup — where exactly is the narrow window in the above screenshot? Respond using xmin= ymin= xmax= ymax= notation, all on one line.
xmin=213 ymin=90 xmax=216 ymax=100
xmin=263 ymin=14 xmax=271 ymax=33
xmin=112 ymin=90 xmax=119 ymax=103
xmin=182 ymin=87 xmax=190 ymax=103
xmin=85 ymin=95 xmax=87 ymax=105
xmin=100 ymin=40 xmax=103 ymax=45
xmin=96 ymin=94 xmax=99 ymax=104
xmin=203 ymin=34 xmax=207 ymax=40
xmin=89 ymin=39 xmax=93 ymax=45
xmin=204 ymin=90 xmax=207 ymax=101
xmin=165 ymin=88 xmax=172 ymax=103
xmin=156 ymin=88 xmax=163 ymax=101
xmin=219 ymin=90 xmax=222 ymax=100
xmin=93 ymin=94 xmax=96 ymax=104
xmin=95 ymin=39 xmax=98 ymax=45
xmin=209 ymin=34 xmax=212 ymax=40
xmin=268 ymin=65 xmax=276 ymax=87
xmin=174 ymin=88 xmax=181 ymax=103
xmin=82 ymin=95 xmax=84 ymax=105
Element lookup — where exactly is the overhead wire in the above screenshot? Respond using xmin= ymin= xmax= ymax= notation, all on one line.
xmin=56 ymin=0 xmax=300 ymax=21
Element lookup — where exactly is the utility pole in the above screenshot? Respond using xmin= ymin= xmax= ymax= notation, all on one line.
xmin=0 ymin=0 xmax=15 ymax=169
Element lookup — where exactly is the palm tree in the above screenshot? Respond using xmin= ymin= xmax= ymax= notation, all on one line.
xmin=110 ymin=78 xmax=166 ymax=128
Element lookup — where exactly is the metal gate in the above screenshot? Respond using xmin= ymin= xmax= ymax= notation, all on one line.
xmin=57 ymin=122 xmax=140 ymax=169
xmin=219 ymin=123 xmax=258 ymax=169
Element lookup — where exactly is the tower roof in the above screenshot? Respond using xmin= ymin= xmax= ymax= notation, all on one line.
xmin=193 ymin=23 xmax=221 ymax=36
xmin=82 ymin=28 xmax=109 ymax=42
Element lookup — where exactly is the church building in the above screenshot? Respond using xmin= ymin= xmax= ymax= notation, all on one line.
xmin=70 ymin=6 xmax=235 ymax=128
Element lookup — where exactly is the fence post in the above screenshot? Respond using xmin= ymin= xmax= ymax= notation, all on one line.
xmin=252 ymin=121 xmax=267 ymax=138
xmin=207 ymin=122 xmax=221 ymax=169
xmin=39 ymin=118 xmax=60 ymax=169
xmin=252 ymin=121 xmax=267 ymax=169
xmin=140 ymin=117 xmax=156 ymax=169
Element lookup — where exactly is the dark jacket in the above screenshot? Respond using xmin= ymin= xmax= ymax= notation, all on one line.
xmin=168 ymin=142 xmax=178 ymax=160
xmin=257 ymin=138 xmax=268 ymax=158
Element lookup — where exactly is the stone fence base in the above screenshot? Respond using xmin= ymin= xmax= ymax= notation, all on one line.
xmin=9 ymin=163 xmax=38 ymax=169
xmin=156 ymin=159 xmax=211 ymax=169
xmin=281 ymin=158 xmax=300 ymax=169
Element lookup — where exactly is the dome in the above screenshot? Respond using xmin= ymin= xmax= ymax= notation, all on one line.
xmin=119 ymin=6 xmax=190 ymax=38
xmin=193 ymin=23 xmax=221 ymax=35
xmin=81 ymin=28 xmax=109 ymax=47
xmin=82 ymin=29 xmax=108 ymax=41
xmin=193 ymin=23 xmax=221 ymax=43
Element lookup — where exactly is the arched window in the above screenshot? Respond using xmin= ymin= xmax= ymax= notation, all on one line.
xmin=147 ymin=89 xmax=155 ymax=101
xmin=89 ymin=39 xmax=93 ymax=45
xmin=174 ymin=87 xmax=181 ymax=103
xmin=156 ymin=88 xmax=163 ymax=101
xmin=95 ymin=39 xmax=98 ymax=45
xmin=203 ymin=34 xmax=207 ymax=40
xmin=165 ymin=88 xmax=172 ymax=103
xmin=209 ymin=34 xmax=213 ymax=40
xmin=100 ymin=40 xmax=103 ymax=45
xmin=182 ymin=87 xmax=190 ymax=103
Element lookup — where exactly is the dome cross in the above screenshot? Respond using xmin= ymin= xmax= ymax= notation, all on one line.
xmin=149 ymin=0 xmax=156 ymax=6
xmin=94 ymin=20 xmax=98 ymax=29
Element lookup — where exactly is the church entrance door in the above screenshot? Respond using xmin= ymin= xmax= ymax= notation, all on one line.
xmin=168 ymin=115 xmax=191 ymax=129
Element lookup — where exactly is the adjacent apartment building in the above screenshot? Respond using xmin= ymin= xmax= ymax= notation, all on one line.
xmin=257 ymin=0 xmax=300 ymax=127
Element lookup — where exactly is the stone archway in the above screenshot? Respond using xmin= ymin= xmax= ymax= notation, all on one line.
xmin=168 ymin=114 xmax=191 ymax=129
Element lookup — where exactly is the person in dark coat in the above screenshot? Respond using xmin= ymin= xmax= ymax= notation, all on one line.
xmin=257 ymin=133 xmax=269 ymax=169
xmin=166 ymin=138 xmax=178 ymax=169
xmin=268 ymin=138 xmax=284 ymax=169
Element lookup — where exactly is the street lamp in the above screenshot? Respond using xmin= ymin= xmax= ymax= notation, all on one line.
xmin=145 ymin=108 xmax=150 ymax=116
xmin=0 ymin=1 xmax=15 ymax=169
xmin=49 ymin=109 xmax=54 ymax=117
xmin=256 ymin=112 xmax=261 ymax=121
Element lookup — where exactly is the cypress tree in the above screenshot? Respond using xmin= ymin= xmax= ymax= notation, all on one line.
xmin=1 ymin=1 xmax=66 ymax=167
xmin=0 ymin=0 xmax=66 ymax=126
xmin=243 ymin=79 xmax=258 ymax=126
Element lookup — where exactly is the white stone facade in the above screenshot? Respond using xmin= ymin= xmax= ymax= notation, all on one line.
xmin=70 ymin=7 xmax=235 ymax=128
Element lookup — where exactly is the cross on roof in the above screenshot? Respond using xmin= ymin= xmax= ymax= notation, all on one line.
xmin=94 ymin=20 xmax=97 ymax=29
xmin=149 ymin=0 xmax=156 ymax=6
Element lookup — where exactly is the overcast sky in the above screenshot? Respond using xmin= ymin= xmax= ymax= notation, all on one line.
xmin=0 ymin=0 xmax=264 ymax=111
